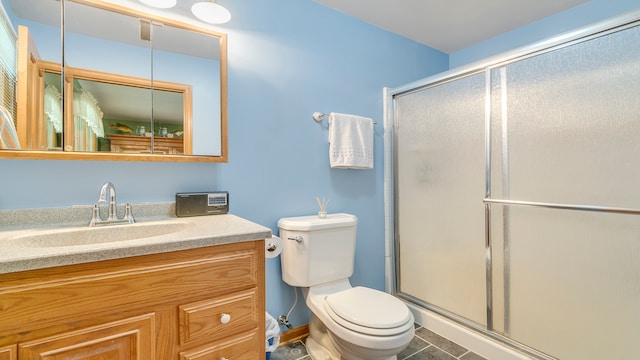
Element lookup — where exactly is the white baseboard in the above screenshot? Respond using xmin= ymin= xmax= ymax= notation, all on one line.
xmin=406 ymin=302 xmax=533 ymax=360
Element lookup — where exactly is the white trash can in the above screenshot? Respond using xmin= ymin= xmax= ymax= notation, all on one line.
xmin=265 ymin=312 xmax=281 ymax=359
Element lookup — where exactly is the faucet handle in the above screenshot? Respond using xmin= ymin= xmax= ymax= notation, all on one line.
xmin=89 ymin=204 xmax=100 ymax=227
xmin=124 ymin=203 xmax=136 ymax=224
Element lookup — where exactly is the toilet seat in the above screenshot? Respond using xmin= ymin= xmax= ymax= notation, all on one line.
xmin=324 ymin=286 xmax=413 ymax=336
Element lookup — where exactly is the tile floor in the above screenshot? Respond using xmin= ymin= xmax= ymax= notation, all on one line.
xmin=269 ymin=325 xmax=487 ymax=360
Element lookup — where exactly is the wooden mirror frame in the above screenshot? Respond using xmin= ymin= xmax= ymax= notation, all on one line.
xmin=0 ymin=0 xmax=227 ymax=163
xmin=32 ymin=62 xmax=193 ymax=155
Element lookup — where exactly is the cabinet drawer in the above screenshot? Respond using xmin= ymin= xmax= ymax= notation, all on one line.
xmin=179 ymin=288 xmax=258 ymax=345
xmin=179 ymin=330 xmax=260 ymax=360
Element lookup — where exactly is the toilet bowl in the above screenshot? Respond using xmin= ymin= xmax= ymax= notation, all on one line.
xmin=303 ymin=280 xmax=415 ymax=360
xmin=278 ymin=213 xmax=414 ymax=359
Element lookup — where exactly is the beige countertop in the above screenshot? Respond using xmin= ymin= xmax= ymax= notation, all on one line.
xmin=0 ymin=202 xmax=272 ymax=274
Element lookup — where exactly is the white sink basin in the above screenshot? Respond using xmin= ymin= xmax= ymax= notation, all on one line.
xmin=2 ymin=220 xmax=189 ymax=248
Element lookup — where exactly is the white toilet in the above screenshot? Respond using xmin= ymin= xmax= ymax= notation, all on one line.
xmin=278 ymin=213 xmax=414 ymax=360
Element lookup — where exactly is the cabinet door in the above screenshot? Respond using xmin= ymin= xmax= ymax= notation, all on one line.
xmin=19 ymin=314 xmax=155 ymax=360
xmin=0 ymin=345 xmax=16 ymax=360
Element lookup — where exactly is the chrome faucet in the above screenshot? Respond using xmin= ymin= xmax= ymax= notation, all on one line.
xmin=99 ymin=182 xmax=118 ymax=221
xmin=89 ymin=182 xmax=135 ymax=227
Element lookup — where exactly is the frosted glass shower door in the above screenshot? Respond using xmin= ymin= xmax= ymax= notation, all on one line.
xmin=395 ymin=73 xmax=487 ymax=325
xmin=393 ymin=15 xmax=640 ymax=360
xmin=488 ymin=23 xmax=640 ymax=359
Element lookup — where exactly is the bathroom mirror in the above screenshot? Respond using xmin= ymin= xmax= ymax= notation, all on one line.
xmin=0 ymin=0 xmax=227 ymax=162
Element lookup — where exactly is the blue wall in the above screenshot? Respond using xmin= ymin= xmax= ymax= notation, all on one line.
xmin=0 ymin=0 xmax=447 ymax=328
xmin=6 ymin=0 xmax=638 ymax=331
xmin=450 ymin=0 xmax=640 ymax=68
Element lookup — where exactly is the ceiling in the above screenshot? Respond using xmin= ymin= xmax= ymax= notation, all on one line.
xmin=314 ymin=0 xmax=589 ymax=53
xmin=12 ymin=0 xmax=589 ymax=55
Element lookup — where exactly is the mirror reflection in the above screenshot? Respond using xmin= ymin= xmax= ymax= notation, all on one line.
xmin=0 ymin=0 xmax=226 ymax=161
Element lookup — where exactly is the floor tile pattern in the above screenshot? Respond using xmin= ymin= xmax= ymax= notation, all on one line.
xmin=269 ymin=325 xmax=487 ymax=360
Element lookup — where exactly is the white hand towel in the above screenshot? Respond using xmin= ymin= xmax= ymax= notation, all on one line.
xmin=328 ymin=112 xmax=374 ymax=169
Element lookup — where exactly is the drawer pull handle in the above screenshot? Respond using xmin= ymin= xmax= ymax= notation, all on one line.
xmin=220 ymin=313 xmax=231 ymax=324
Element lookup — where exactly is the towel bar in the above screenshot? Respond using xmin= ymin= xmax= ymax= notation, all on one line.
xmin=313 ymin=112 xmax=377 ymax=125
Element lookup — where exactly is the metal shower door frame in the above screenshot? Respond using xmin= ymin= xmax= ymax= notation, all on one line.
xmin=386 ymin=9 xmax=640 ymax=360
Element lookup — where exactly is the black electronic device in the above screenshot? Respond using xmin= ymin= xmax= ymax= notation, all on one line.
xmin=175 ymin=192 xmax=229 ymax=217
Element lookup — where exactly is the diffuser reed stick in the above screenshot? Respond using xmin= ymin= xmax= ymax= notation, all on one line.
xmin=316 ymin=197 xmax=329 ymax=218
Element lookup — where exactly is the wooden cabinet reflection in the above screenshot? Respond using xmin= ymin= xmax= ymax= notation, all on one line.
xmin=108 ymin=134 xmax=183 ymax=155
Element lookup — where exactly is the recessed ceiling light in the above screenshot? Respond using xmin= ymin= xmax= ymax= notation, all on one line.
xmin=138 ymin=0 xmax=177 ymax=9
xmin=191 ymin=1 xmax=231 ymax=24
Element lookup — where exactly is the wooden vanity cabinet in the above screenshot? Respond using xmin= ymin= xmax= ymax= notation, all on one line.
xmin=0 ymin=241 xmax=265 ymax=359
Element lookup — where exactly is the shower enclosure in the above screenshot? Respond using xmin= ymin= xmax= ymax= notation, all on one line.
xmin=388 ymin=11 xmax=640 ymax=360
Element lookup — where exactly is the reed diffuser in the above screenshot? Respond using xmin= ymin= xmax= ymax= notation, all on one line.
xmin=316 ymin=197 xmax=329 ymax=218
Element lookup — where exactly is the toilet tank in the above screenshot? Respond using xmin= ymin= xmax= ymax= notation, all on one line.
xmin=278 ymin=213 xmax=357 ymax=287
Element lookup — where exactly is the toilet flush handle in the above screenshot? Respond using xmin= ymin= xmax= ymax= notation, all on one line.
xmin=287 ymin=235 xmax=303 ymax=243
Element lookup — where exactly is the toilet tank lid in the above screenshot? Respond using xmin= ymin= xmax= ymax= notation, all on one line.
xmin=278 ymin=213 xmax=357 ymax=231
